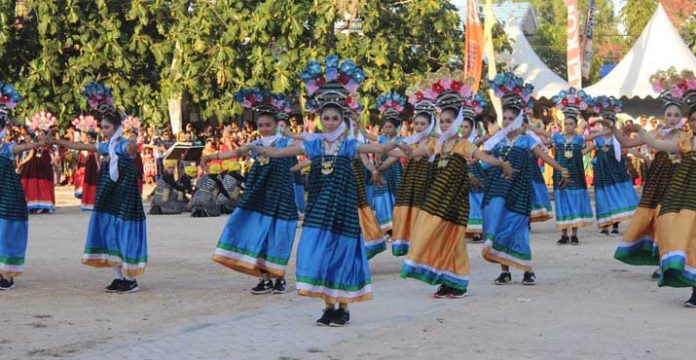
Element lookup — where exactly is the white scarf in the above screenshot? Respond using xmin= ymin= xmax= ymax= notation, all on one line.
xmin=301 ymin=121 xmax=348 ymax=143
xmin=108 ymin=127 xmax=123 ymax=182
xmin=403 ymin=113 xmax=436 ymax=145
xmin=254 ymin=134 xmax=280 ymax=147
xmin=658 ymin=118 xmax=687 ymax=137
xmin=466 ymin=121 xmax=478 ymax=144
xmin=483 ymin=111 xmax=524 ymax=151
xmin=438 ymin=107 xmax=464 ymax=145
xmin=611 ymin=135 xmax=622 ymax=162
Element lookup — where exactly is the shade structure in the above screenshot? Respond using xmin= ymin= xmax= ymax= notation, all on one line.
xmin=502 ymin=24 xmax=570 ymax=99
xmin=584 ymin=3 xmax=696 ymax=98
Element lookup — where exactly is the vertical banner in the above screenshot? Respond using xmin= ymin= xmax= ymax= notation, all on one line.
xmin=564 ymin=0 xmax=582 ymax=88
xmin=464 ymin=0 xmax=484 ymax=91
xmin=482 ymin=0 xmax=501 ymax=125
xmin=581 ymin=0 xmax=595 ymax=79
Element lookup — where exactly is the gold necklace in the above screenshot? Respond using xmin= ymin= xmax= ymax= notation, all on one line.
xmin=320 ymin=140 xmax=341 ymax=175
xmin=563 ymin=134 xmax=574 ymax=159
xmin=437 ymin=138 xmax=458 ymax=168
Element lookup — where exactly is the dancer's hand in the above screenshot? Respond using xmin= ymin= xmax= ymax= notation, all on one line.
xmin=501 ymin=161 xmax=518 ymax=178
xmin=469 ymin=174 xmax=481 ymax=189
xmin=559 ymin=168 xmax=570 ymax=188
xmin=289 ymin=162 xmax=305 ymax=173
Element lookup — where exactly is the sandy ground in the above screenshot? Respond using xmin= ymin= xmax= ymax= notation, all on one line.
xmin=1 ymin=186 xmax=694 ymax=360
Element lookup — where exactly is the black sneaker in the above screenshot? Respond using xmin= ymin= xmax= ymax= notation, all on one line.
xmin=570 ymin=236 xmax=580 ymax=245
xmin=0 ymin=277 xmax=15 ymax=290
xmin=448 ymin=288 xmax=468 ymax=299
xmin=611 ymin=228 xmax=620 ymax=235
xmin=557 ymin=236 xmax=570 ymax=245
xmin=105 ymin=279 xmax=124 ymax=293
xmin=329 ymin=308 xmax=350 ymax=327
xmin=685 ymin=290 xmax=696 ymax=308
xmin=117 ymin=279 xmax=140 ymax=294
xmin=470 ymin=235 xmax=483 ymax=244
xmin=494 ymin=272 xmax=512 ymax=285
xmin=651 ymin=269 xmax=661 ymax=280
xmin=600 ymin=228 xmax=610 ymax=236
xmin=522 ymin=272 xmax=536 ymax=285
xmin=251 ymin=279 xmax=273 ymax=295
xmin=316 ymin=308 xmax=335 ymax=326
xmin=433 ymin=285 xmax=450 ymax=298
xmin=272 ymin=278 xmax=287 ymax=294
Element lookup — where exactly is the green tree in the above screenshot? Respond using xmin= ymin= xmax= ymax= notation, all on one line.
xmin=680 ymin=11 xmax=696 ymax=54
xmin=496 ymin=0 xmax=618 ymax=85
xmin=621 ymin=0 xmax=657 ymax=46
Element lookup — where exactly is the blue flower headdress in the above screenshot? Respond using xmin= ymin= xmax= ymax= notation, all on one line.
xmin=461 ymin=92 xmax=488 ymax=121
xmin=593 ymin=95 xmax=623 ymax=122
xmin=0 ymin=81 xmax=22 ymax=122
xmin=376 ymin=92 xmax=405 ymax=124
xmin=490 ymin=72 xmax=534 ymax=112
xmin=81 ymin=81 xmax=123 ymax=122
xmin=233 ymin=87 xmax=293 ymax=120
xmin=301 ymin=54 xmax=365 ymax=114
xmin=552 ymin=87 xmax=593 ymax=120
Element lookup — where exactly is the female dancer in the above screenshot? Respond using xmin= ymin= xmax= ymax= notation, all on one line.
xmin=614 ymin=72 xmax=686 ymax=270
xmin=72 ymin=115 xmax=100 ymax=211
xmin=545 ymin=89 xmax=601 ymax=244
xmin=20 ymin=126 xmax=56 ymax=214
xmin=390 ymin=88 xmax=436 ymax=256
xmin=248 ymin=56 xmax=403 ymax=326
xmin=210 ymin=88 xmax=298 ymax=295
xmin=635 ymin=83 xmax=696 ymax=307
xmin=54 ymin=82 xmax=146 ymax=293
xmin=481 ymin=73 xmax=570 ymax=285
xmin=401 ymin=70 xmax=514 ymax=298
xmin=370 ymin=92 xmax=406 ymax=233
xmin=278 ymin=116 xmax=306 ymax=219
xmin=588 ymin=96 xmax=639 ymax=235
xmin=0 ymin=85 xmax=49 ymax=289
xmin=527 ymin=112 xmax=553 ymax=224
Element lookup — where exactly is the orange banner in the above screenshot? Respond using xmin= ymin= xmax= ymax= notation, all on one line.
xmin=465 ymin=0 xmax=484 ymax=91
xmin=565 ymin=0 xmax=582 ymax=88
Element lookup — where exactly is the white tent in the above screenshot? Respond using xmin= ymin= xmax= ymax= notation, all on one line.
xmin=501 ymin=25 xmax=570 ymax=99
xmin=585 ymin=3 xmax=696 ymax=98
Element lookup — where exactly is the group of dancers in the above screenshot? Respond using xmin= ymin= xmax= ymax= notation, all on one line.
xmin=1 ymin=59 xmax=695 ymax=328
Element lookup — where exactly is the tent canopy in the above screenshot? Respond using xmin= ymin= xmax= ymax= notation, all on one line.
xmin=501 ymin=25 xmax=570 ymax=99
xmin=584 ymin=3 xmax=696 ymax=98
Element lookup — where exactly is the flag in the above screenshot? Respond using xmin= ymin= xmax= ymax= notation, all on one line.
xmin=564 ymin=0 xmax=582 ymax=88
xmin=581 ymin=0 xmax=595 ymax=79
xmin=482 ymin=0 xmax=502 ymax=125
xmin=464 ymin=0 xmax=484 ymax=91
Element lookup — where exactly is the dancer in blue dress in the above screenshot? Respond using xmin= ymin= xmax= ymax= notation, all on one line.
xmin=481 ymin=73 xmax=570 ymax=285
xmin=54 ymin=82 xmax=146 ymax=293
xmin=0 ymin=83 xmax=49 ymax=290
xmin=371 ymin=92 xmax=406 ymax=234
xmin=545 ymin=89 xmax=612 ymax=244
xmin=247 ymin=55 xmax=404 ymax=326
xmin=210 ymin=88 xmax=298 ymax=295
xmin=278 ymin=117 xmax=306 ymax=219
xmin=590 ymin=96 xmax=639 ymax=235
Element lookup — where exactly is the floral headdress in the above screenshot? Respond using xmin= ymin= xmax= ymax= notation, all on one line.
xmin=72 ymin=115 xmax=99 ymax=133
xmin=122 ymin=116 xmax=142 ymax=133
xmin=301 ymin=55 xmax=365 ymax=114
xmin=0 ymin=81 xmax=22 ymax=114
xmin=460 ymin=92 xmax=488 ymax=121
xmin=376 ymin=92 xmax=405 ymax=125
xmin=552 ymin=87 xmax=592 ymax=119
xmin=593 ymin=95 xmax=623 ymax=122
xmin=490 ymin=72 xmax=534 ymax=112
xmin=30 ymin=111 xmax=56 ymax=132
xmin=234 ymin=87 xmax=293 ymax=120
xmin=650 ymin=67 xmax=696 ymax=109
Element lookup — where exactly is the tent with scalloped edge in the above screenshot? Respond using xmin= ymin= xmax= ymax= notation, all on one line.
xmin=584 ymin=3 xmax=696 ymax=99
xmin=501 ymin=24 xmax=570 ymax=99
